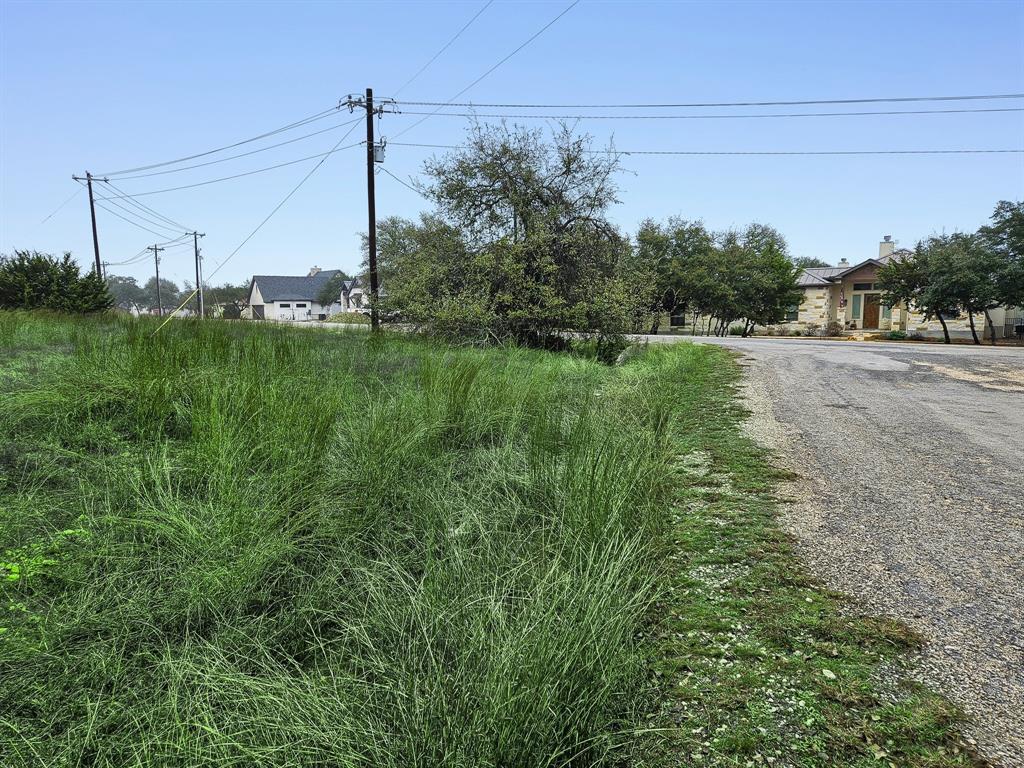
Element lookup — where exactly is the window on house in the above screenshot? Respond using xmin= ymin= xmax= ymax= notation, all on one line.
xmin=785 ymin=305 xmax=799 ymax=321
xmin=280 ymin=303 xmax=291 ymax=308
xmin=296 ymin=303 xmax=307 ymax=308
xmin=853 ymin=282 xmax=873 ymax=291
xmin=851 ymin=294 xmax=862 ymax=319
xmin=881 ymin=304 xmax=892 ymax=321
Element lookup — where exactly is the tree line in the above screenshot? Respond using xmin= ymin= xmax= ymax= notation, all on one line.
xmin=372 ymin=122 xmax=802 ymax=358
xmin=878 ymin=201 xmax=1024 ymax=344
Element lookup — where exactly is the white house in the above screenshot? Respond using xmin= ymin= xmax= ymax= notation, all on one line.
xmin=247 ymin=266 xmax=346 ymax=321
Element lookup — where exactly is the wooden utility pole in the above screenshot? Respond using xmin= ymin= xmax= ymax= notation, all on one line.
xmin=364 ymin=87 xmax=379 ymax=331
xmin=148 ymin=244 xmax=165 ymax=317
xmin=192 ymin=232 xmax=206 ymax=318
xmin=72 ymin=171 xmax=106 ymax=274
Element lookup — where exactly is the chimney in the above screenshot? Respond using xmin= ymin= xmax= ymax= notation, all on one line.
xmin=838 ymin=258 xmax=849 ymax=267
xmin=879 ymin=235 xmax=895 ymax=259
xmin=307 ymin=266 xmax=321 ymax=277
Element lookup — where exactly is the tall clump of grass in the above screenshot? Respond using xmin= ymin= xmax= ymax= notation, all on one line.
xmin=0 ymin=313 xmax=682 ymax=766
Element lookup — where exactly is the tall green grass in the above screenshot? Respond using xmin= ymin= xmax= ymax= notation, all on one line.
xmin=0 ymin=312 xmax=695 ymax=767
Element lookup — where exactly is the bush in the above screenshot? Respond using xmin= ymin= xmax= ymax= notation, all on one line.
xmin=826 ymin=321 xmax=843 ymax=337
xmin=0 ymin=251 xmax=112 ymax=313
xmin=884 ymin=330 xmax=908 ymax=340
xmin=790 ymin=329 xmax=803 ymax=337
xmin=326 ymin=312 xmax=371 ymax=325
xmin=802 ymin=324 xmax=820 ymax=337
xmin=728 ymin=324 xmax=744 ymax=336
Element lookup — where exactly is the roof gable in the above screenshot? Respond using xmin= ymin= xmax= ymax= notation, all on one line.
xmin=251 ymin=270 xmax=345 ymax=302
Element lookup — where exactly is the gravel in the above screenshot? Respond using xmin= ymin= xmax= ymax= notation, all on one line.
xmin=653 ymin=337 xmax=1024 ymax=767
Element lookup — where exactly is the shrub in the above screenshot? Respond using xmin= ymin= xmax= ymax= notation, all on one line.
xmin=884 ymin=330 xmax=908 ymax=340
xmin=790 ymin=329 xmax=803 ymax=337
xmin=826 ymin=321 xmax=843 ymax=337
xmin=909 ymin=330 xmax=926 ymax=340
xmin=0 ymin=251 xmax=112 ymax=313
xmin=802 ymin=324 xmax=820 ymax=337
xmin=326 ymin=312 xmax=371 ymax=325
xmin=728 ymin=324 xmax=744 ymax=336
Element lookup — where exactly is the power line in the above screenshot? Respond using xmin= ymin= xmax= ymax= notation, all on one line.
xmin=94 ymin=200 xmax=188 ymax=240
xmin=153 ymin=120 xmax=363 ymax=334
xmin=392 ymin=0 xmax=580 ymax=140
xmin=100 ymin=179 xmax=195 ymax=231
xmin=388 ymin=141 xmax=1024 ymax=156
xmin=396 ymin=92 xmax=1024 ymax=109
xmin=204 ymin=120 xmax=363 ymax=284
xmin=95 ymin=140 xmax=365 ymax=199
xmin=107 ymin=116 xmax=363 ymax=180
xmin=394 ymin=106 xmax=1024 ymax=120
xmin=378 ymin=165 xmax=425 ymax=196
xmin=38 ymin=187 xmax=84 ymax=226
xmin=92 ymin=185 xmax=194 ymax=236
xmin=97 ymin=103 xmax=346 ymax=177
xmin=393 ymin=0 xmax=494 ymax=96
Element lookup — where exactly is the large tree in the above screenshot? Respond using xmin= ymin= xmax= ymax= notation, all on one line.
xmin=0 ymin=251 xmax=112 ymax=313
xmin=791 ymin=255 xmax=832 ymax=269
xmin=628 ymin=218 xmax=714 ymax=334
xmin=106 ymin=274 xmax=146 ymax=313
xmin=378 ymin=122 xmax=629 ymax=349
xmin=978 ymin=200 xmax=1024 ymax=312
xmin=878 ymin=239 xmax=966 ymax=343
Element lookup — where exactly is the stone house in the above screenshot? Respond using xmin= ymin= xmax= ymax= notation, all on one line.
xmin=779 ymin=237 xmax=1020 ymax=340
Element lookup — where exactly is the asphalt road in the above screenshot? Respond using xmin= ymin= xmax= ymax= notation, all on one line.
xmin=649 ymin=336 xmax=1024 ymax=766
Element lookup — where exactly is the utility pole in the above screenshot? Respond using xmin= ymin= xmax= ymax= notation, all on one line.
xmin=364 ymin=88 xmax=380 ymax=331
xmin=345 ymin=89 xmax=396 ymax=332
xmin=192 ymin=232 xmax=206 ymax=318
xmin=101 ymin=261 xmax=108 ymax=281
xmin=148 ymin=244 xmax=165 ymax=317
xmin=71 ymin=171 xmax=108 ymax=275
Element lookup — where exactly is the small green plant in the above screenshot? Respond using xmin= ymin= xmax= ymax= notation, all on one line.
xmin=728 ymin=324 xmax=745 ymax=336
xmin=885 ymin=330 xmax=908 ymax=340
xmin=325 ymin=311 xmax=370 ymax=324
xmin=790 ymin=328 xmax=803 ymax=336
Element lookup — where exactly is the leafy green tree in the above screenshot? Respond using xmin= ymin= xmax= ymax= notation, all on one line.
xmin=316 ymin=271 xmax=351 ymax=307
xmin=628 ymin=218 xmax=714 ymax=333
xmin=978 ymin=200 xmax=1024 ymax=312
xmin=377 ymin=122 xmax=628 ymax=350
xmin=791 ymin=256 xmax=832 ymax=269
xmin=879 ymin=239 xmax=966 ymax=343
xmin=105 ymin=274 xmax=146 ymax=313
xmin=141 ymin=277 xmax=180 ymax=314
xmin=0 ymin=251 xmax=112 ymax=313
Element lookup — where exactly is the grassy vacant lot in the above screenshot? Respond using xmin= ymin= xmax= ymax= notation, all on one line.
xmin=0 ymin=313 xmax=977 ymax=767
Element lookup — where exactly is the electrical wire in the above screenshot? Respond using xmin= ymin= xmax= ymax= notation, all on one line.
xmin=204 ymin=120 xmax=362 ymax=284
xmin=95 ymin=140 xmax=365 ymax=199
xmin=97 ymin=103 xmax=346 ymax=177
xmin=38 ymin=187 xmax=84 ymax=225
xmin=393 ymin=0 xmax=494 ymax=96
xmin=396 ymin=93 xmax=1024 ymax=109
xmin=100 ymin=179 xmax=195 ymax=231
xmin=394 ymin=106 xmax=1024 ymax=120
xmin=378 ymin=165 xmax=425 ymax=196
xmin=392 ymin=0 xmax=580 ymax=140
xmin=93 ymin=189 xmax=192 ymax=236
xmin=107 ymin=116 xmax=363 ymax=180
xmin=388 ymin=141 xmax=1024 ymax=156
xmin=153 ymin=120 xmax=364 ymax=334
xmin=94 ymin=201 xmax=188 ymax=240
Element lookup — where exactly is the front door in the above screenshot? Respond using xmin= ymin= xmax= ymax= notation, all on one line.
xmin=863 ymin=294 xmax=881 ymax=328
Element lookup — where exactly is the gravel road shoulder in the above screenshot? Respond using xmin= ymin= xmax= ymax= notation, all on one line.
xmin=727 ymin=344 xmax=1024 ymax=768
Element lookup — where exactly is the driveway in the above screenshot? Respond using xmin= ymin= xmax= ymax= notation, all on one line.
xmin=647 ymin=336 xmax=1024 ymax=766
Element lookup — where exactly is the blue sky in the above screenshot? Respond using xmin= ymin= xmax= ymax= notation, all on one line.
xmin=1 ymin=0 xmax=1022 ymax=288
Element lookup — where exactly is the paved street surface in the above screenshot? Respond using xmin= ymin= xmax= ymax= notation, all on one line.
xmin=647 ymin=336 xmax=1024 ymax=766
